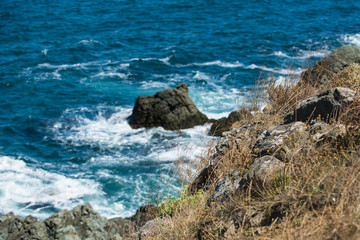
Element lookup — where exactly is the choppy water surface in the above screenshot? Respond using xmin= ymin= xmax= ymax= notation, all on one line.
xmin=1 ymin=0 xmax=360 ymax=218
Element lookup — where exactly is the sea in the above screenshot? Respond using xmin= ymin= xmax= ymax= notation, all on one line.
xmin=1 ymin=0 xmax=360 ymax=219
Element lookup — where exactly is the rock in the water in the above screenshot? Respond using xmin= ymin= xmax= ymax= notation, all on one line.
xmin=0 ymin=203 xmax=125 ymax=240
xmin=301 ymin=45 xmax=360 ymax=85
xmin=209 ymin=110 xmax=251 ymax=136
xmin=128 ymin=83 xmax=208 ymax=130
xmin=284 ymin=87 xmax=355 ymax=124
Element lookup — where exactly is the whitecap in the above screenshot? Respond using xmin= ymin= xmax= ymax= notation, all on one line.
xmin=140 ymin=81 xmax=169 ymax=89
xmin=193 ymin=71 xmax=210 ymax=80
xmin=245 ymin=64 xmax=304 ymax=75
xmin=0 ymin=156 xmax=102 ymax=219
xmin=179 ymin=60 xmax=244 ymax=68
xmin=128 ymin=56 xmax=171 ymax=66
xmin=273 ymin=50 xmax=327 ymax=59
xmin=342 ymin=33 xmax=360 ymax=46
xmin=78 ymin=39 xmax=102 ymax=45
xmin=94 ymin=72 xmax=129 ymax=79
xmin=37 ymin=60 xmax=112 ymax=70
xmin=41 ymin=49 xmax=48 ymax=56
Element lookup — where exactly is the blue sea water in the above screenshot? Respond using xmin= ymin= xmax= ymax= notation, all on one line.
xmin=1 ymin=0 xmax=360 ymax=219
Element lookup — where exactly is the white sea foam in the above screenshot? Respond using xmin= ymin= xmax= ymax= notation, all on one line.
xmin=78 ymin=39 xmax=102 ymax=45
xmin=0 ymin=156 xmax=103 ymax=219
xmin=37 ymin=60 xmax=112 ymax=70
xmin=193 ymin=71 xmax=211 ymax=80
xmin=342 ymin=33 xmax=360 ymax=46
xmin=129 ymin=56 xmax=171 ymax=65
xmin=41 ymin=49 xmax=48 ymax=56
xmin=140 ymin=81 xmax=170 ymax=89
xmin=273 ymin=49 xmax=327 ymax=59
xmin=94 ymin=72 xmax=129 ymax=79
xmin=179 ymin=60 xmax=244 ymax=68
xmin=174 ymin=60 xmax=304 ymax=75
xmin=245 ymin=64 xmax=304 ymax=75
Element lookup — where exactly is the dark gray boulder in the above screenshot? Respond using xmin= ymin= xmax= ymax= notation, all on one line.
xmin=128 ymin=83 xmax=208 ymax=130
xmin=209 ymin=110 xmax=251 ymax=136
xmin=301 ymin=45 xmax=360 ymax=85
xmin=284 ymin=87 xmax=355 ymax=124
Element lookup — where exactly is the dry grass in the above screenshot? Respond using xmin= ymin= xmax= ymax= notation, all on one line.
xmin=139 ymin=63 xmax=360 ymax=239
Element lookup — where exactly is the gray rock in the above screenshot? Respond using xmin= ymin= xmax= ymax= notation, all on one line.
xmin=207 ymin=169 xmax=244 ymax=204
xmin=284 ymin=88 xmax=355 ymax=124
xmin=0 ymin=203 xmax=125 ymax=240
xmin=207 ymin=156 xmax=285 ymax=204
xmin=301 ymin=45 xmax=360 ymax=85
xmin=128 ymin=83 xmax=208 ymax=130
xmin=129 ymin=204 xmax=158 ymax=229
xmin=209 ymin=110 xmax=251 ymax=136
xmin=253 ymin=122 xmax=307 ymax=160
xmin=310 ymin=121 xmax=346 ymax=144
xmin=242 ymin=156 xmax=285 ymax=188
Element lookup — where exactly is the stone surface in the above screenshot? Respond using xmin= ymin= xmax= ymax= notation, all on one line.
xmin=129 ymin=204 xmax=158 ymax=229
xmin=0 ymin=203 xmax=125 ymax=240
xmin=242 ymin=156 xmax=286 ymax=188
xmin=301 ymin=45 xmax=360 ymax=85
xmin=253 ymin=122 xmax=307 ymax=160
xmin=209 ymin=110 xmax=251 ymax=136
xmin=207 ymin=155 xmax=285 ymax=204
xmin=128 ymin=83 xmax=208 ymax=130
xmin=284 ymin=88 xmax=356 ymax=124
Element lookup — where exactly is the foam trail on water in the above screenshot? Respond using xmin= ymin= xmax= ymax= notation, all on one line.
xmin=273 ymin=49 xmax=327 ymax=59
xmin=0 ymin=156 xmax=108 ymax=219
xmin=342 ymin=33 xmax=360 ymax=46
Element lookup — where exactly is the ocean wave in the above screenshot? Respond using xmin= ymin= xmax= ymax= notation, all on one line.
xmin=37 ymin=60 xmax=113 ymax=70
xmin=52 ymin=106 xmax=213 ymax=162
xmin=140 ymin=81 xmax=170 ymax=89
xmin=245 ymin=64 xmax=304 ymax=75
xmin=94 ymin=72 xmax=130 ymax=79
xmin=341 ymin=33 xmax=360 ymax=46
xmin=78 ymin=39 xmax=102 ymax=45
xmin=273 ymin=49 xmax=327 ymax=59
xmin=0 ymin=156 xmax=103 ymax=219
xmin=128 ymin=56 xmax=171 ymax=65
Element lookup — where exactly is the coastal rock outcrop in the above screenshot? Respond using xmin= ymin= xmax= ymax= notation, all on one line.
xmin=209 ymin=110 xmax=251 ymax=136
xmin=284 ymin=87 xmax=356 ymax=124
xmin=0 ymin=203 xmax=127 ymax=240
xmin=128 ymin=83 xmax=208 ymax=130
xmin=207 ymin=155 xmax=285 ymax=204
xmin=301 ymin=45 xmax=360 ymax=85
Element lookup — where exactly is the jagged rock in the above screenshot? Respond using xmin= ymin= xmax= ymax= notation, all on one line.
xmin=0 ymin=203 xmax=125 ymax=240
xmin=284 ymin=88 xmax=355 ymax=124
xmin=253 ymin=122 xmax=308 ymax=160
xmin=207 ymin=169 xmax=243 ymax=204
xmin=301 ymin=45 xmax=360 ymax=85
xmin=207 ymin=156 xmax=285 ymax=204
xmin=137 ymin=218 xmax=164 ymax=240
xmin=189 ymin=123 xmax=259 ymax=194
xmin=310 ymin=121 xmax=346 ymax=144
xmin=209 ymin=110 xmax=251 ymax=136
xmin=242 ymin=156 xmax=285 ymax=188
xmin=188 ymin=165 xmax=216 ymax=194
xmin=129 ymin=204 xmax=158 ymax=229
xmin=128 ymin=83 xmax=208 ymax=130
